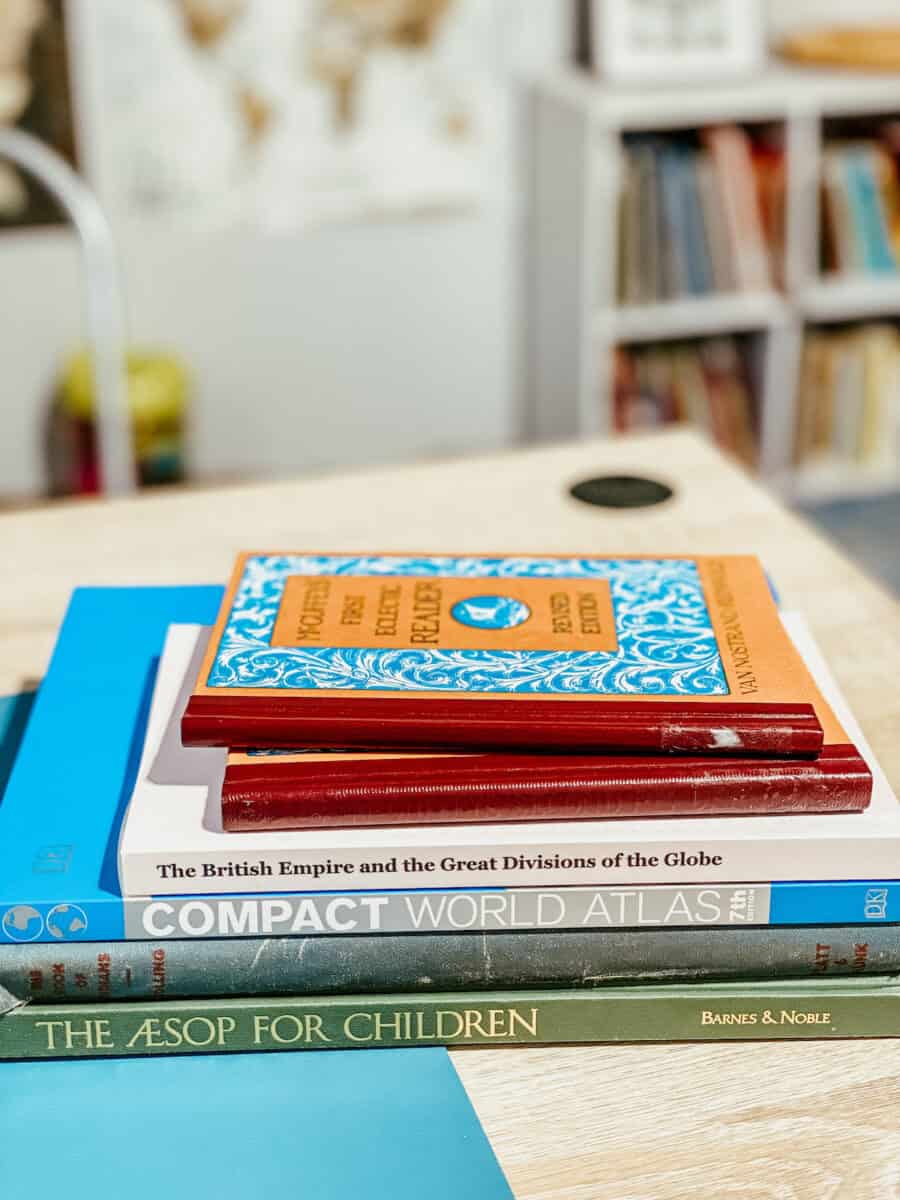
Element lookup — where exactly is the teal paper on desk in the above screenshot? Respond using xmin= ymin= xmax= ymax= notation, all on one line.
xmin=1 ymin=1050 xmax=513 ymax=1199
xmin=0 ymin=591 xmax=510 ymax=1199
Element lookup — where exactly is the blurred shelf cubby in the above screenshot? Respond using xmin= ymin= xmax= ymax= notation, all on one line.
xmin=529 ymin=65 xmax=900 ymax=502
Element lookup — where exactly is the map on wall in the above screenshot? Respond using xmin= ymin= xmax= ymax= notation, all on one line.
xmin=79 ymin=0 xmax=560 ymax=231
xmin=0 ymin=0 xmax=77 ymax=229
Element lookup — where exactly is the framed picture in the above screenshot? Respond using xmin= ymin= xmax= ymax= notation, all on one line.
xmin=592 ymin=0 xmax=764 ymax=85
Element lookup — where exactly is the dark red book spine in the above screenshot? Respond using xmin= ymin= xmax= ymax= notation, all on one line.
xmin=183 ymin=697 xmax=824 ymax=757
xmin=221 ymin=743 xmax=871 ymax=832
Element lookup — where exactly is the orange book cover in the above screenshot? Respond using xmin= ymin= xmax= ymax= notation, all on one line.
xmin=180 ymin=553 xmax=840 ymax=758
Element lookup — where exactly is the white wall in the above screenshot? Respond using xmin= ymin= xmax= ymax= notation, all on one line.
xmin=122 ymin=213 xmax=518 ymax=480
xmin=768 ymin=0 xmax=900 ymax=34
xmin=2 ymin=233 xmax=82 ymax=497
xmin=0 ymin=211 xmax=518 ymax=495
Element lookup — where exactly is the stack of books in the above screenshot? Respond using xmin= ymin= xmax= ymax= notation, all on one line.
xmin=618 ymin=126 xmax=782 ymax=306
xmin=2 ymin=551 xmax=900 ymax=1060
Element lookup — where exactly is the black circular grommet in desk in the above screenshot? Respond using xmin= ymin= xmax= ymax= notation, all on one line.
xmin=569 ymin=475 xmax=674 ymax=510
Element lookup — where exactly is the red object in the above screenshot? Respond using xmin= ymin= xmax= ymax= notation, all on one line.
xmin=183 ymin=696 xmax=825 ymax=757
xmin=220 ymin=743 xmax=872 ymax=832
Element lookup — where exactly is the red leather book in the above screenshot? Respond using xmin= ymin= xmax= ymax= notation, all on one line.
xmin=221 ymin=744 xmax=872 ymax=832
xmin=183 ymin=553 xmax=829 ymax=756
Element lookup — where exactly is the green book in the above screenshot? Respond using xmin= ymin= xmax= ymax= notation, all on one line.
xmin=3 ymin=976 xmax=900 ymax=1061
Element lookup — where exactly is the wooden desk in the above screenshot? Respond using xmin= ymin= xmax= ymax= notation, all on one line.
xmin=2 ymin=430 xmax=899 ymax=1199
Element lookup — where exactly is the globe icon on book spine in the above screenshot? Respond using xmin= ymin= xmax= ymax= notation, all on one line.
xmin=47 ymin=903 xmax=88 ymax=939
xmin=2 ymin=905 xmax=44 ymax=942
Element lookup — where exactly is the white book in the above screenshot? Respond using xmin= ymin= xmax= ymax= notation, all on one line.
xmin=706 ymin=128 xmax=771 ymax=292
xmin=696 ymin=152 xmax=735 ymax=295
xmin=118 ymin=618 xmax=898 ymax=898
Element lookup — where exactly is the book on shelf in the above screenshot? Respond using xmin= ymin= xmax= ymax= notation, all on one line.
xmin=696 ymin=150 xmax=736 ymax=294
xmin=821 ymin=138 xmax=900 ymax=277
xmin=751 ymin=134 xmax=787 ymax=289
xmin=822 ymin=149 xmax=859 ymax=274
xmin=658 ymin=146 xmax=701 ymax=298
xmin=698 ymin=338 xmax=757 ymax=467
xmin=680 ymin=148 xmax=714 ymax=297
xmin=877 ymin=121 xmax=900 ymax=258
xmin=121 ymin=614 xmax=892 ymax=897
xmin=618 ymin=150 xmax=643 ymax=305
xmin=4 ymin=586 xmax=893 ymax=947
xmin=848 ymin=148 xmax=897 ymax=274
xmin=4 ymin=976 xmax=900 ymax=1061
xmin=703 ymin=125 xmax=773 ymax=293
xmin=638 ymin=142 xmax=663 ymax=302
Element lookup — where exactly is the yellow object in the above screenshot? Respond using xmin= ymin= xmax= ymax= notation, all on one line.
xmin=780 ymin=27 xmax=900 ymax=72
xmin=60 ymin=351 xmax=188 ymax=427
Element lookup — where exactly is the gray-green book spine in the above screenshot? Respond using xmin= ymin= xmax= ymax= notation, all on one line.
xmin=1 ymin=925 xmax=896 ymax=1003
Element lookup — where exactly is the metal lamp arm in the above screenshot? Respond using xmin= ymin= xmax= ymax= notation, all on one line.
xmin=0 ymin=126 xmax=133 ymax=494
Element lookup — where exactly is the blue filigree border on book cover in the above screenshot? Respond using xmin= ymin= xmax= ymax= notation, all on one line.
xmin=207 ymin=556 xmax=728 ymax=696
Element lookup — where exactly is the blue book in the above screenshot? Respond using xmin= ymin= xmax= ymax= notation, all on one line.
xmin=679 ymin=150 xmax=714 ymax=295
xmin=1 ymin=586 xmax=899 ymax=946
xmin=0 ymin=587 xmax=220 ymax=944
xmin=658 ymin=147 xmax=693 ymax=296
xmin=845 ymin=149 xmax=897 ymax=275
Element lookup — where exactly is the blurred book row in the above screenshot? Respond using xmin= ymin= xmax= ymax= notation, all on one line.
xmin=617 ymin=121 xmax=900 ymax=305
xmin=795 ymin=324 xmax=900 ymax=471
xmin=612 ymin=337 xmax=760 ymax=467
xmin=613 ymin=323 xmax=900 ymax=475
xmin=617 ymin=125 xmax=783 ymax=305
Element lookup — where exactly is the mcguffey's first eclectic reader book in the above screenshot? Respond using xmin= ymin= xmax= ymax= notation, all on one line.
xmin=182 ymin=552 xmax=843 ymax=757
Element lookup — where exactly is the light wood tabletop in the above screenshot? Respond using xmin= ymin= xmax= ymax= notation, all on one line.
xmin=2 ymin=429 xmax=899 ymax=1199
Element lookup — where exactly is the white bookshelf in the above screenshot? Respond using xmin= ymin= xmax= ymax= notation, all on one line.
xmin=800 ymin=277 xmax=900 ymax=323
xmin=781 ymin=462 xmax=900 ymax=505
xmin=528 ymin=64 xmax=900 ymax=501
xmin=605 ymin=292 xmax=789 ymax=344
